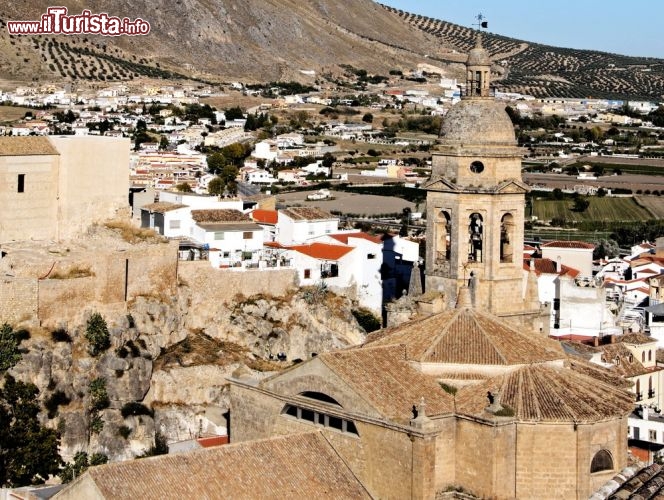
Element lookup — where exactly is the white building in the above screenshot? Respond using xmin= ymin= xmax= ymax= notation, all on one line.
xmin=276 ymin=207 xmax=338 ymax=245
xmin=541 ymin=240 xmax=595 ymax=278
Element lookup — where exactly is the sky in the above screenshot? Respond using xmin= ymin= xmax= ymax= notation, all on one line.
xmin=380 ymin=0 xmax=664 ymax=58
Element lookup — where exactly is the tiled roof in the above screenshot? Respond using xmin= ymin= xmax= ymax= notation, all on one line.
xmin=598 ymin=343 xmax=649 ymax=378
xmin=523 ymin=258 xmax=580 ymax=277
xmin=329 ymin=232 xmax=382 ymax=245
xmin=251 ymin=209 xmax=278 ymax=224
xmin=621 ymin=333 xmax=657 ymax=345
xmin=566 ymin=357 xmax=633 ymax=389
xmin=280 ymin=206 xmax=335 ymax=221
xmin=455 ymin=364 xmax=633 ymax=423
xmin=0 ymin=136 xmax=59 ymax=156
xmin=197 ymin=222 xmax=263 ymax=232
xmin=542 ymin=240 xmax=595 ymax=249
xmin=367 ymin=307 xmax=565 ymax=366
xmin=56 ymin=432 xmax=371 ymax=500
xmin=142 ymin=202 xmax=187 ymax=213
xmin=319 ymin=345 xmax=454 ymax=423
xmin=290 ymin=243 xmax=354 ymax=261
xmin=592 ymin=463 xmax=664 ymax=499
xmin=191 ymin=209 xmax=249 ymax=223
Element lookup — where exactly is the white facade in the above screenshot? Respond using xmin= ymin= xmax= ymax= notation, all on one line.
xmin=276 ymin=210 xmax=339 ymax=245
xmin=192 ymin=222 xmax=264 ymax=268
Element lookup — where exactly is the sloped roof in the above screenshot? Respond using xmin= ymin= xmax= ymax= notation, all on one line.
xmin=280 ymin=207 xmax=335 ymax=221
xmin=542 ymin=240 xmax=595 ymax=250
xmin=523 ymin=258 xmax=580 ymax=278
xmin=290 ymin=242 xmax=354 ymax=261
xmin=367 ymin=307 xmax=565 ymax=366
xmin=191 ymin=209 xmax=249 ymax=223
xmin=56 ymin=432 xmax=371 ymax=500
xmin=598 ymin=343 xmax=651 ymax=378
xmin=251 ymin=209 xmax=278 ymax=224
xmin=455 ymin=364 xmax=633 ymax=423
xmin=592 ymin=463 xmax=664 ymax=499
xmin=621 ymin=333 xmax=657 ymax=345
xmin=0 ymin=136 xmax=59 ymax=156
xmin=319 ymin=345 xmax=454 ymax=423
xmin=566 ymin=357 xmax=633 ymax=390
xmin=142 ymin=202 xmax=187 ymax=213
xmin=329 ymin=232 xmax=382 ymax=245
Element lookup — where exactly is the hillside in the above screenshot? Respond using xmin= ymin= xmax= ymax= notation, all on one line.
xmin=1 ymin=1 xmax=663 ymax=98
xmin=383 ymin=4 xmax=664 ymax=100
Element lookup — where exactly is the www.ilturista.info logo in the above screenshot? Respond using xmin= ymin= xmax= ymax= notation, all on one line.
xmin=6 ymin=7 xmax=150 ymax=36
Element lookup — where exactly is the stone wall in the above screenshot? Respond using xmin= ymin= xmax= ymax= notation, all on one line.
xmin=0 ymin=277 xmax=38 ymax=325
xmin=178 ymin=262 xmax=296 ymax=304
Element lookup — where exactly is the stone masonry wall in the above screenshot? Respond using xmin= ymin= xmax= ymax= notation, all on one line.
xmin=0 ymin=277 xmax=38 ymax=325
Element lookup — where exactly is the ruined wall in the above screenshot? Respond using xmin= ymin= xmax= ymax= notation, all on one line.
xmin=0 ymin=277 xmax=38 ymax=325
xmin=178 ymin=262 xmax=296 ymax=304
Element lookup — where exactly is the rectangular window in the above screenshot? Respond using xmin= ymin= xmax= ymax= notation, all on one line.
xmin=650 ymin=430 xmax=658 ymax=441
xmin=304 ymin=269 xmax=311 ymax=279
xmin=223 ymin=252 xmax=230 ymax=258
xmin=367 ymin=253 xmax=376 ymax=260
xmin=243 ymin=231 xmax=253 ymax=240
xmin=17 ymin=174 xmax=25 ymax=193
xmin=214 ymin=232 xmax=225 ymax=240
xmin=169 ymin=220 xmax=181 ymax=229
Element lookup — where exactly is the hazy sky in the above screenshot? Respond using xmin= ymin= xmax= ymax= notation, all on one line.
xmin=380 ymin=0 xmax=664 ymax=58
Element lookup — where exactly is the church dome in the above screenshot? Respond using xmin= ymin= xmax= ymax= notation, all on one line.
xmin=439 ymin=98 xmax=516 ymax=145
xmin=467 ymin=45 xmax=491 ymax=66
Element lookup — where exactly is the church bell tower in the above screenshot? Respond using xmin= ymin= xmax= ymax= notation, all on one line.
xmin=423 ymin=35 xmax=538 ymax=321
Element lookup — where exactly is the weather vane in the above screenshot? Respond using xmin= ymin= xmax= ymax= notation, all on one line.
xmin=474 ymin=13 xmax=488 ymax=31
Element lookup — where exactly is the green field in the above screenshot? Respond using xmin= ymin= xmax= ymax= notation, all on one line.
xmin=634 ymin=195 xmax=664 ymax=218
xmin=532 ymin=197 xmax=653 ymax=222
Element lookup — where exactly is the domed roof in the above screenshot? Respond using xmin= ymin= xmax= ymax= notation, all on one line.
xmin=455 ymin=364 xmax=634 ymax=423
xmin=439 ymin=98 xmax=516 ymax=145
xmin=366 ymin=307 xmax=564 ymax=366
xmin=467 ymin=44 xmax=491 ymax=66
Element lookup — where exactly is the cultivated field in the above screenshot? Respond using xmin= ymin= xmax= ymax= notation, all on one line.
xmin=532 ymin=197 xmax=653 ymax=222
xmin=634 ymin=195 xmax=664 ymax=218
xmin=0 ymin=106 xmax=33 ymax=123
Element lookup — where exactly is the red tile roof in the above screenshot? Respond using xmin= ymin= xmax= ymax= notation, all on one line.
xmin=522 ymin=258 xmax=580 ymax=278
xmin=290 ymin=243 xmax=353 ymax=261
xmin=542 ymin=240 xmax=595 ymax=249
xmin=251 ymin=209 xmax=278 ymax=225
xmin=329 ymin=232 xmax=382 ymax=245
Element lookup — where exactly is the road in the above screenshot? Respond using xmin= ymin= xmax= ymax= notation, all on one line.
xmin=523 ymin=172 xmax=664 ymax=191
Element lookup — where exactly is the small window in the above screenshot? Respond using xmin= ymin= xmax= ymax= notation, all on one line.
xmin=590 ymin=450 xmax=614 ymax=473
xmin=17 ymin=174 xmax=25 ymax=193
xmin=470 ymin=161 xmax=484 ymax=174
xmin=643 ymin=352 xmax=646 ymax=363
xmin=243 ymin=231 xmax=253 ymax=240
xmin=284 ymin=405 xmax=298 ymax=417
xmin=169 ymin=220 xmax=181 ymax=229
xmin=223 ymin=252 xmax=230 ymax=258
xmin=301 ymin=408 xmax=315 ymax=423
xmin=304 ymin=269 xmax=311 ymax=279
xmin=367 ymin=253 xmax=376 ymax=260
xmin=650 ymin=430 xmax=658 ymax=441
xmin=214 ymin=232 xmax=225 ymax=240
xmin=649 ymin=350 xmax=652 ymax=362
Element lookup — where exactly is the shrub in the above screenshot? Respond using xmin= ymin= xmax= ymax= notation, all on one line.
xmin=351 ymin=308 xmax=381 ymax=333
xmin=119 ymin=425 xmax=132 ymax=439
xmin=44 ymin=390 xmax=71 ymax=419
xmin=0 ymin=323 xmax=22 ymax=372
xmin=89 ymin=378 xmax=110 ymax=411
xmin=439 ymin=382 xmax=457 ymax=396
xmin=90 ymin=414 xmax=104 ymax=434
xmin=494 ymin=405 xmax=515 ymax=417
xmin=51 ymin=328 xmax=72 ymax=343
xmin=85 ymin=313 xmax=110 ymax=356
xmin=121 ymin=401 xmax=154 ymax=418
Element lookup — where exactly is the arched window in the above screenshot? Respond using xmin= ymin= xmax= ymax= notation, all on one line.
xmin=590 ymin=450 xmax=614 ymax=473
xmin=500 ymin=213 xmax=515 ymax=263
xmin=436 ymin=211 xmax=451 ymax=263
xmin=643 ymin=351 xmax=646 ymax=363
xmin=649 ymin=350 xmax=652 ymax=362
xmin=468 ymin=213 xmax=483 ymax=263
xmin=636 ymin=379 xmax=642 ymax=401
xmin=299 ymin=391 xmax=342 ymax=407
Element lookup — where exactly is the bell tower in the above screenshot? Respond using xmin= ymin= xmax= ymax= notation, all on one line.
xmin=423 ymin=35 xmax=540 ymax=325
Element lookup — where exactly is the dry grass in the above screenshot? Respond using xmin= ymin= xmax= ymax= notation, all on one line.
xmin=103 ymin=220 xmax=164 ymax=244
xmin=154 ymin=331 xmax=249 ymax=371
xmin=245 ymin=358 xmax=287 ymax=372
xmin=49 ymin=265 xmax=94 ymax=280
xmin=0 ymin=106 xmax=34 ymax=123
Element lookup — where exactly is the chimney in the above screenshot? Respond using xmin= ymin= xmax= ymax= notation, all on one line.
xmin=529 ymin=258 xmax=535 ymax=271
xmin=593 ymin=336 xmax=599 ymax=347
xmin=556 ymin=256 xmax=562 ymax=273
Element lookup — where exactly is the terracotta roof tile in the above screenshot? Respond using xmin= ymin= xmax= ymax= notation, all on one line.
xmin=191 ymin=209 xmax=249 ymax=223
xmin=320 ymin=345 xmax=454 ymax=423
xmin=330 ymin=232 xmax=382 ymax=245
xmin=0 ymin=136 xmax=59 ymax=156
xmin=523 ymin=258 xmax=580 ymax=277
xmin=290 ymin=243 xmax=354 ymax=261
xmin=542 ymin=240 xmax=595 ymax=250
xmin=598 ymin=343 xmax=649 ymax=377
xmin=251 ymin=209 xmax=278 ymax=224
xmin=142 ymin=202 xmax=187 ymax=213
xmin=621 ymin=333 xmax=658 ymax=345
xmin=57 ymin=432 xmax=371 ymax=500
xmin=280 ymin=207 xmax=335 ymax=221
xmin=455 ymin=364 xmax=633 ymax=423
xmin=367 ymin=308 xmax=565 ymax=366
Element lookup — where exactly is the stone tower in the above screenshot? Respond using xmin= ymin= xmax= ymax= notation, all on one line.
xmin=424 ymin=35 xmax=542 ymax=328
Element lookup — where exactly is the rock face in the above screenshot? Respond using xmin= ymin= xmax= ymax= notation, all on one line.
xmin=7 ymin=284 xmax=367 ymax=462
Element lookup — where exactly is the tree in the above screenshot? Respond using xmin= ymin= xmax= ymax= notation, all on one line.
xmin=0 ymin=323 xmax=22 ymax=372
xmin=362 ymin=113 xmax=374 ymax=123
xmin=207 ymin=152 xmax=226 ymax=174
xmin=551 ymin=188 xmax=564 ymax=200
xmin=220 ymin=164 xmax=239 ymax=185
xmin=225 ymin=106 xmax=244 ymax=121
xmin=572 ymin=196 xmax=590 ymax=212
xmin=175 ymin=182 xmax=193 ymax=193
xmin=60 ymin=451 xmax=108 ymax=484
xmin=85 ymin=313 xmax=110 ymax=357
xmin=159 ymin=135 xmax=169 ymax=150
xmin=0 ymin=375 xmax=62 ymax=486
xmin=208 ymin=176 xmax=225 ymax=196
xmin=597 ymin=188 xmax=607 ymax=197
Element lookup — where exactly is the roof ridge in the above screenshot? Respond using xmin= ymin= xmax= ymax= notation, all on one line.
xmin=523 ymin=366 xmax=542 ymax=420
xmin=319 ymin=432 xmax=376 ymax=499
xmin=471 ymin=310 xmax=509 ymax=364
xmin=421 ymin=307 xmax=465 ymax=360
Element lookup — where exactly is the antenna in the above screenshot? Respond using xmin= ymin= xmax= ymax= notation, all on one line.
xmin=473 ymin=13 xmax=488 ymax=31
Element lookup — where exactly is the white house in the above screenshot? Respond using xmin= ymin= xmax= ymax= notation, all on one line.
xmin=523 ymin=257 xmax=580 ymax=305
xmin=276 ymin=207 xmax=339 ymax=245
xmin=243 ymin=168 xmax=277 ymax=185
xmin=541 ymin=240 xmax=595 ymax=278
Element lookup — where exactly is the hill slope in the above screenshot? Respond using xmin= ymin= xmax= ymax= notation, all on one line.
xmin=1 ymin=1 xmax=663 ymax=100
